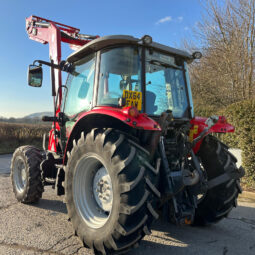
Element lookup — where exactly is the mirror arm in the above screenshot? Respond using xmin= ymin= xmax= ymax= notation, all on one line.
xmin=33 ymin=60 xmax=72 ymax=72
xmin=33 ymin=60 xmax=59 ymax=69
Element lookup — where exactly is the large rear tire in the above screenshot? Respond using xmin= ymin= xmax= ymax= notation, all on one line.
xmin=193 ymin=135 xmax=242 ymax=226
xmin=11 ymin=146 xmax=43 ymax=203
xmin=65 ymin=128 xmax=160 ymax=255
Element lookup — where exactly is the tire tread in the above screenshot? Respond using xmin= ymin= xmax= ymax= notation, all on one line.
xmin=11 ymin=146 xmax=43 ymax=203
xmin=65 ymin=129 xmax=160 ymax=255
xmin=194 ymin=135 xmax=241 ymax=226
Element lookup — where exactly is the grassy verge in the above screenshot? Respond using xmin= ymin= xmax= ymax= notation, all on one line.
xmin=0 ymin=122 xmax=50 ymax=154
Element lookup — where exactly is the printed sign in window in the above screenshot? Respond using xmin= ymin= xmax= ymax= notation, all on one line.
xmin=122 ymin=90 xmax=142 ymax=111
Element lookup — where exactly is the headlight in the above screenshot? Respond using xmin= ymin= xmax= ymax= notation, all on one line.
xmin=192 ymin=51 xmax=202 ymax=59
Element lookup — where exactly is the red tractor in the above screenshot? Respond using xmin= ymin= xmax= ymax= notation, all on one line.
xmin=11 ymin=16 xmax=245 ymax=255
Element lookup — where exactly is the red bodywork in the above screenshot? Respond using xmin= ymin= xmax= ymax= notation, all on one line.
xmin=65 ymin=106 xmax=161 ymax=137
xmin=190 ymin=116 xmax=234 ymax=153
xmin=47 ymin=122 xmax=60 ymax=152
xmin=62 ymin=106 xmax=161 ymax=162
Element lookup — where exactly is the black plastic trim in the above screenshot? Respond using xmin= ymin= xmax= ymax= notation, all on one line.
xmin=67 ymin=35 xmax=193 ymax=63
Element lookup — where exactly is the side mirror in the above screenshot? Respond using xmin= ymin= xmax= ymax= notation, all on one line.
xmin=28 ymin=65 xmax=43 ymax=87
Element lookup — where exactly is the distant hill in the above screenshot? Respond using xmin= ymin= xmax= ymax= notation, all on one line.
xmin=23 ymin=112 xmax=53 ymax=119
xmin=0 ymin=112 xmax=53 ymax=124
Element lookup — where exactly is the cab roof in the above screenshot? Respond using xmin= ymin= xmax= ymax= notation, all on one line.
xmin=67 ymin=35 xmax=193 ymax=63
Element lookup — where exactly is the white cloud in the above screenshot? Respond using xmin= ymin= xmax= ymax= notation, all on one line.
xmin=156 ymin=16 xmax=172 ymax=25
xmin=184 ymin=26 xmax=189 ymax=31
xmin=177 ymin=16 xmax=183 ymax=22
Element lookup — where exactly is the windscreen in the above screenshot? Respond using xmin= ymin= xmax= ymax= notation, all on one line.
xmin=63 ymin=54 xmax=96 ymax=117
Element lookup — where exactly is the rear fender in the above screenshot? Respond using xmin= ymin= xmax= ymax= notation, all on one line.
xmin=63 ymin=106 xmax=161 ymax=164
xmin=190 ymin=116 xmax=234 ymax=153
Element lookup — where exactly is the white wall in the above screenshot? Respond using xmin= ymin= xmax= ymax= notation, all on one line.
xmin=229 ymin=148 xmax=242 ymax=167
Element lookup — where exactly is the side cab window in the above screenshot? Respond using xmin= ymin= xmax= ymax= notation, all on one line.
xmin=63 ymin=54 xmax=96 ymax=117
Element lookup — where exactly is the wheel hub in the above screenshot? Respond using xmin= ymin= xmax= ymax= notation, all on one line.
xmin=13 ymin=156 xmax=27 ymax=193
xmin=93 ymin=167 xmax=113 ymax=212
xmin=21 ymin=168 xmax=26 ymax=182
xmin=73 ymin=154 xmax=113 ymax=229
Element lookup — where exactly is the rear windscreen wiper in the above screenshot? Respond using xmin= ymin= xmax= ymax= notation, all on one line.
xmin=149 ymin=59 xmax=182 ymax=70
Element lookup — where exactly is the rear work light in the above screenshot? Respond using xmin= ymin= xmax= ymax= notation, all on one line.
xmin=219 ymin=116 xmax=227 ymax=124
xmin=128 ymin=107 xmax=139 ymax=118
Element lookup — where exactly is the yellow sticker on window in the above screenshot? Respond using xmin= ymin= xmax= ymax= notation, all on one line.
xmin=122 ymin=90 xmax=142 ymax=111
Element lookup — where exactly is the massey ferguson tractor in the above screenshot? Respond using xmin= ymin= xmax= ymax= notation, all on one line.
xmin=11 ymin=16 xmax=245 ymax=255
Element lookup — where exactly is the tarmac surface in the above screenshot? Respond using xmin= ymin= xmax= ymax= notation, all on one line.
xmin=1 ymin=153 xmax=255 ymax=255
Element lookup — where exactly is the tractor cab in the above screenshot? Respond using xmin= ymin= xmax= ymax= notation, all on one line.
xmin=63 ymin=35 xmax=195 ymax=121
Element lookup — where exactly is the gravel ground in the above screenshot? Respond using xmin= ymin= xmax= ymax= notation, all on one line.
xmin=1 ymin=154 xmax=255 ymax=255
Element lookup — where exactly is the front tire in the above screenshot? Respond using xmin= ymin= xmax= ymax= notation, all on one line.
xmin=65 ymin=128 xmax=160 ymax=255
xmin=11 ymin=146 xmax=43 ymax=203
xmin=194 ymin=135 xmax=242 ymax=226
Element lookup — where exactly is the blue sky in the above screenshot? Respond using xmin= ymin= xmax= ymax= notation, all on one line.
xmin=0 ymin=0 xmax=202 ymax=117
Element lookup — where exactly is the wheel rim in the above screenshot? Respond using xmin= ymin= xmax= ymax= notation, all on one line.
xmin=13 ymin=156 xmax=27 ymax=193
xmin=73 ymin=154 xmax=113 ymax=229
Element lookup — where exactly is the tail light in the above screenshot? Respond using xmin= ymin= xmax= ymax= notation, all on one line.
xmin=128 ymin=107 xmax=139 ymax=118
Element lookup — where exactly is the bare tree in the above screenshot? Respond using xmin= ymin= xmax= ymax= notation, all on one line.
xmin=189 ymin=0 xmax=255 ymax=113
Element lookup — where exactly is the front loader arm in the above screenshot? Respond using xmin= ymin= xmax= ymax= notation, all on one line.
xmin=26 ymin=15 xmax=98 ymax=111
xmin=26 ymin=15 xmax=99 ymax=152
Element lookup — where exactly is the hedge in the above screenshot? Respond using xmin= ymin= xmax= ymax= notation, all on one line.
xmin=219 ymin=100 xmax=255 ymax=189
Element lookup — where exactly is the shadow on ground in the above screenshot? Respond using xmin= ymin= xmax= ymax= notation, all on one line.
xmin=29 ymin=198 xmax=68 ymax=214
xmin=127 ymin=204 xmax=255 ymax=255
